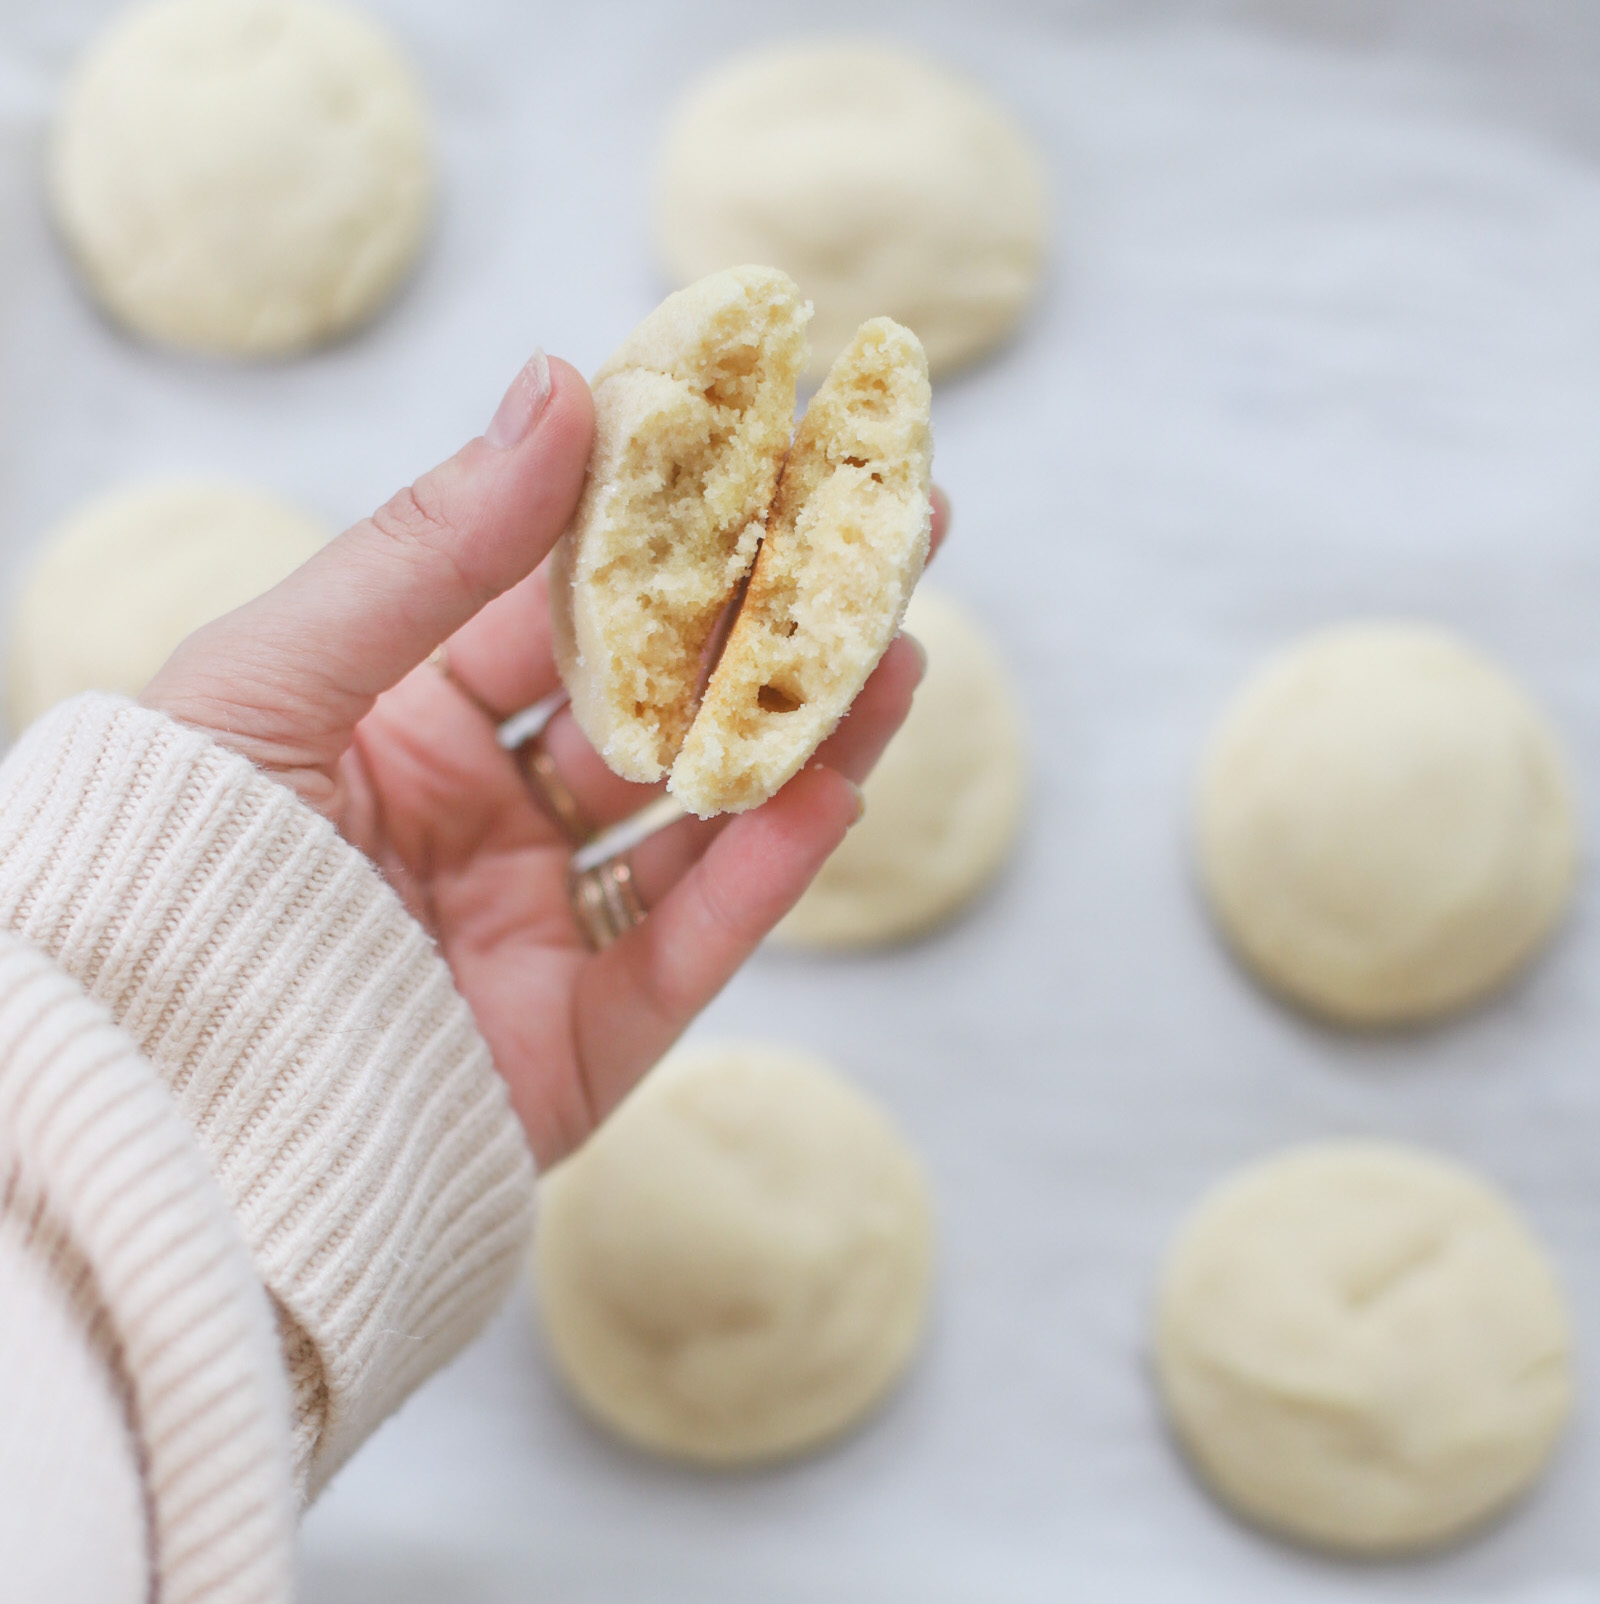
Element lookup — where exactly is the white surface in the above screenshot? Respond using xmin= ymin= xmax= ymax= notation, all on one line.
xmin=2 ymin=0 xmax=1600 ymax=1597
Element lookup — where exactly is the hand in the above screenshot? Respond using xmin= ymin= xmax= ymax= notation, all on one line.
xmin=142 ymin=352 xmax=948 ymax=1167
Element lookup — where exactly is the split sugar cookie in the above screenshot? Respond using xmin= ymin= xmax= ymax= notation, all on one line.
xmin=52 ymin=0 xmax=433 ymax=356
xmin=1155 ymin=1141 xmax=1573 ymax=1555
xmin=1196 ymin=623 xmax=1577 ymax=1026
xmin=533 ymin=1043 xmax=934 ymax=1466
xmin=656 ymin=42 xmax=1047 ymax=379
xmin=550 ymin=266 xmax=933 ymax=816
xmin=776 ymin=589 xmax=1026 ymax=947
xmin=6 ymin=480 xmax=327 ymax=731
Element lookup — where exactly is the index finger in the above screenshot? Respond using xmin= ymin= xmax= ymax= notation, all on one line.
xmin=145 ymin=355 xmax=594 ymax=760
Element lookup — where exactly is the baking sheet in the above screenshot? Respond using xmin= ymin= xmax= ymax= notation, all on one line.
xmin=5 ymin=0 xmax=1600 ymax=1597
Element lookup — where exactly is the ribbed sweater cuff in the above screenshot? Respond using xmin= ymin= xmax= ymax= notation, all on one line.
xmin=0 ymin=932 xmax=294 ymax=1603
xmin=0 ymin=695 xmax=537 ymax=1495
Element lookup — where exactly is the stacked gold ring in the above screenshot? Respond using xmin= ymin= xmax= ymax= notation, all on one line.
xmin=428 ymin=645 xmax=654 ymax=951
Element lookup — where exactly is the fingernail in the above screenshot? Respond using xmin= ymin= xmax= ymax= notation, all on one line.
xmin=486 ymin=348 xmax=552 ymax=449
xmin=845 ymin=778 xmax=866 ymax=823
xmin=901 ymin=630 xmax=928 ymax=682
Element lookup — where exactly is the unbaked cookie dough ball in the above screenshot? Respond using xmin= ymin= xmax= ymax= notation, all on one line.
xmin=655 ymin=42 xmax=1048 ymax=379
xmin=534 ymin=1043 xmax=934 ymax=1465
xmin=1154 ymin=1142 xmax=1573 ymax=1555
xmin=51 ymin=0 xmax=433 ymax=356
xmin=6 ymin=480 xmax=328 ymax=731
xmin=777 ymin=589 xmax=1026 ymax=947
xmin=1196 ymin=623 xmax=1577 ymax=1027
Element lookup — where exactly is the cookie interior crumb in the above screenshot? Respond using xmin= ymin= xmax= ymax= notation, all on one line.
xmin=670 ymin=317 xmax=933 ymax=814
xmin=550 ymin=265 xmax=810 ymax=780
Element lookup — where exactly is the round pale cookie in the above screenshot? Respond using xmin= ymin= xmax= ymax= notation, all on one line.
xmin=51 ymin=0 xmax=433 ymax=356
xmin=1196 ymin=623 xmax=1577 ymax=1026
xmin=776 ymin=590 xmax=1026 ymax=947
xmin=6 ymin=480 xmax=328 ymax=731
xmin=534 ymin=1043 xmax=934 ymax=1466
xmin=655 ymin=42 xmax=1047 ymax=379
xmin=1154 ymin=1142 xmax=1573 ymax=1555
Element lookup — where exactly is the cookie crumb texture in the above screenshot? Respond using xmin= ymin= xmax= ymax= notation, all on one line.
xmin=670 ymin=317 xmax=933 ymax=815
xmin=51 ymin=0 xmax=434 ymax=357
xmin=549 ymin=266 xmax=811 ymax=782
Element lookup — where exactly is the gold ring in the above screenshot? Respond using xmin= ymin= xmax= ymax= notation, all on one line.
xmin=567 ymin=858 xmax=646 ymax=951
xmin=430 ymin=646 xmax=650 ymax=950
xmin=513 ymin=741 xmax=590 ymax=846
xmin=430 ymin=647 xmax=594 ymax=847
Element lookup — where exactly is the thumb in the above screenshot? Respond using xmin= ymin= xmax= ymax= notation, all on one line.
xmin=143 ymin=352 xmax=594 ymax=770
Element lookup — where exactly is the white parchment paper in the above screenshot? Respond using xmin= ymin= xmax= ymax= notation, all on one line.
xmin=4 ymin=1 xmax=1600 ymax=1597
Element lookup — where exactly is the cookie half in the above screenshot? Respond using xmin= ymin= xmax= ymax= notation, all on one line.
xmin=670 ymin=317 xmax=933 ymax=815
xmin=549 ymin=266 xmax=810 ymax=781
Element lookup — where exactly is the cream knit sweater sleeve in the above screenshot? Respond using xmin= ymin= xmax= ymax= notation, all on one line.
xmin=0 ymin=695 xmax=538 ymax=1517
xmin=0 ymin=932 xmax=295 ymax=1602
